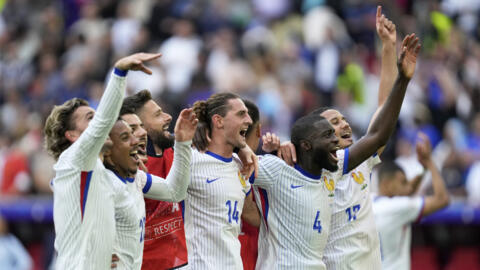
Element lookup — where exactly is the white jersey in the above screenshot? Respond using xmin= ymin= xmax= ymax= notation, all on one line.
xmin=52 ymin=70 xmax=126 ymax=269
xmin=109 ymin=141 xmax=192 ymax=270
xmin=184 ymin=150 xmax=251 ymax=269
xmin=324 ymin=152 xmax=382 ymax=269
xmin=252 ymin=151 xmax=346 ymax=270
xmin=372 ymin=196 xmax=424 ymax=270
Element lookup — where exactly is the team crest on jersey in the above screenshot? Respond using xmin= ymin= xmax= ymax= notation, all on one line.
xmin=351 ymin=171 xmax=368 ymax=190
xmin=323 ymin=176 xmax=335 ymax=197
xmin=238 ymin=172 xmax=247 ymax=188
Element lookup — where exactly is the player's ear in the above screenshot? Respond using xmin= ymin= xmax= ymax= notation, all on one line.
xmin=65 ymin=130 xmax=78 ymax=143
xmin=300 ymin=140 xmax=311 ymax=151
xmin=212 ymin=114 xmax=223 ymax=129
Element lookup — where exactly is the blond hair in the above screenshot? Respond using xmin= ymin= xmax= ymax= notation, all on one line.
xmin=44 ymin=98 xmax=89 ymax=160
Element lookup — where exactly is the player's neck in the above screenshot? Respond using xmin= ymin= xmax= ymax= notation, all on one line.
xmin=207 ymin=138 xmax=234 ymax=158
xmin=297 ymin=156 xmax=322 ymax=176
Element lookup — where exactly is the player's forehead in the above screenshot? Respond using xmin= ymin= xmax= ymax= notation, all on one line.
xmin=320 ymin=109 xmax=344 ymax=121
xmin=73 ymin=106 xmax=94 ymax=118
xmin=227 ymin=98 xmax=248 ymax=114
xmin=111 ymin=120 xmax=132 ymax=136
xmin=142 ymin=99 xmax=162 ymax=114
xmin=313 ymin=119 xmax=334 ymax=136
xmin=121 ymin=113 xmax=142 ymax=126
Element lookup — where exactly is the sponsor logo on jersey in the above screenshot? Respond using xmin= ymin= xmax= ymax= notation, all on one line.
xmin=290 ymin=184 xmax=304 ymax=189
xmin=206 ymin=177 xmax=221 ymax=184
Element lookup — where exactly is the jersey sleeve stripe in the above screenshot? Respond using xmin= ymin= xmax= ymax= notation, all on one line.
xmin=80 ymin=171 xmax=93 ymax=221
xmin=245 ymin=187 xmax=252 ymax=197
xmin=343 ymin=148 xmax=350 ymax=175
xmin=143 ymin=173 xmax=153 ymax=194
xmin=258 ymin=188 xmax=269 ymax=229
xmin=180 ymin=201 xmax=185 ymax=220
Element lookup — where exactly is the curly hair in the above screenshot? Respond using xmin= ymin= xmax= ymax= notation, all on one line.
xmin=44 ymin=98 xmax=89 ymax=160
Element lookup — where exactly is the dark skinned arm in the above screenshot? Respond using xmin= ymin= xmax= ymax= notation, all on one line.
xmin=346 ymin=34 xmax=421 ymax=172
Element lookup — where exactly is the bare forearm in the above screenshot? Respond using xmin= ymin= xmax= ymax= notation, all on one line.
xmin=378 ymin=42 xmax=398 ymax=105
xmin=426 ymin=160 xmax=449 ymax=203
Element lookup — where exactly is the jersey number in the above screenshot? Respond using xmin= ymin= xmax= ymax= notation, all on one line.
xmin=226 ymin=200 xmax=239 ymax=223
xmin=313 ymin=211 xmax=322 ymax=233
xmin=345 ymin=204 xmax=361 ymax=222
xmin=139 ymin=217 xmax=146 ymax=242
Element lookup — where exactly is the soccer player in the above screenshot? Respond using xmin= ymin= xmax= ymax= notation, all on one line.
xmin=103 ymin=107 xmax=197 ymax=270
xmin=372 ymin=134 xmax=449 ymax=270
xmin=185 ymin=93 xmax=257 ymax=268
xmin=261 ymin=31 xmax=421 ymax=269
xmin=121 ymin=90 xmax=189 ymax=269
xmin=44 ymin=52 xmax=161 ymax=269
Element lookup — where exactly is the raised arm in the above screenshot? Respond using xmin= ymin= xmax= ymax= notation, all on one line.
xmin=347 ymin=34 xmax=420 ymax=172
xmin=368 ymin=6 xmax=398 ymax=155
xmin=70 ymin=53 xmax=162 ymax=170
xmin=143 ymin=108 xmax=198 ymax=201
xmin=416 ymin=134 xmax=450 ymax=216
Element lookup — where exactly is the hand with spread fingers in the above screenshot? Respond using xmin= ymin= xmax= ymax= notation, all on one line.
xmin=398 ymin=34 xmax=421 ymax=79
xmin=174 ymin=108 xmax=199 ymax=142
xmin=114 ymin=52 xmax=162 ymax=74
xmin=262 ymin=132 xmax=281 ymax=153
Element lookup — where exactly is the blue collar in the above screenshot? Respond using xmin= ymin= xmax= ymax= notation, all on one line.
xmin=206 ymin=151 xmax=233 ymax=163
xmin=294 ymin=164 xmax=321 ymax=180
xmin=114 ymin=172 xmax=135 ymax=184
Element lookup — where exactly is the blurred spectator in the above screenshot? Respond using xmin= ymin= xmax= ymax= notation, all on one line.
xmin=0 ymin=215 xmax=32 ymax=270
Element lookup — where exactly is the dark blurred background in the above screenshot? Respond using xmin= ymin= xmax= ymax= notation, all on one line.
xmin=1 ymin=0 xmax=480 ymax=269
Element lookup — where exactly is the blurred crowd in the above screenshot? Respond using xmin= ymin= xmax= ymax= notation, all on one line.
xmin=1 ymin=0 xmax=480 ymax=210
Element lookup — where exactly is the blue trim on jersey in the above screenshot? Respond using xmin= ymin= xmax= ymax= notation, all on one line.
xmin=81 ymin=171 xmax=93 ymax=220
xmin=343 ymin=148 xmax=350 ymax=175
xmin=245 ymin=187 xmax=252 ymax=197
xmin=143 ymin=173 xmax=153 ymax=193
xmin=113 ymin=68 xmax=128 ymax=77
xmin=114 ymin=172 xmax=135 ymax=184
xmin=205 ymin=151 xmax=233 ymax=163
xmin=180 ymin=201 xmax=185 ymax=220
xmin=248 ymin=171 xmax=255 ymax=184
xmin=259 ymin=188 xmax=269 ymax=227
xmin=373 ymin=152 xmax=378 ymax=157
xmin=294 ymin=164 xmax=321 ymax=180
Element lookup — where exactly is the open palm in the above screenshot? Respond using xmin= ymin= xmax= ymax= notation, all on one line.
xmin=174 ymin=108 xmax=199 ymax=142
xmin=398 ymin=34 xmax=421 ymax=79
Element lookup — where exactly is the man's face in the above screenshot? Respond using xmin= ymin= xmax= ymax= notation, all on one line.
xmin=109 ymin=120 xmax=140 ymax=177
xmin=320 ymin=109 xmax=353 ymax=149
xmin=121 ymin=114 xmax=148 ymax=163
xmin=388 ymin=171 xmax=412 ymax=196
xmin=310 ymin=120 xmax=340 ymax=172
xmin=138 ymin=100 xmax=174 ymax=150
xmin=67 ymin=106 xmax=95 ymax=142
xmin=221 ymin=98 xmax=252 ymax=149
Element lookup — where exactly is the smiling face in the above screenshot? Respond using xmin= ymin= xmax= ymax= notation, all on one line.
xmin=320 ymin=109 xmax=353 ymax=148
xmin=221 ymin=98 xmax=252 ymax=149
xmin=121 ymin=113 xmax=148 ymax=163
xmin=108 ymin=120 xmax=140 ymax=178
xmin=138 ymin=100 xmax=174 ymax=150
xmin=310 ymin=120 xmax=340 ymax=172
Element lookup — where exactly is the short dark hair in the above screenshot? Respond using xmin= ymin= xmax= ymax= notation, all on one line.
xmin=243 ymin=99 xmax=259 ymax=137
xmin=120 ymin=90 xmax=153 ymax=116
xmin=44 ymin=98 xmax=89 ymax=160
xmin=377 ymin=161 xmax=404 ymax=183
xmin=291 ymin=113 xmax=326 ymax=149
xmin=310 ymin=107 xmax=331 ymax=116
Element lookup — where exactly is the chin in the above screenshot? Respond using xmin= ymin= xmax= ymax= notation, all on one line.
xmin=340 ymin=139 xmax=353 ymax=149
xmin=129 ymin=168 xmax=138 ymax=175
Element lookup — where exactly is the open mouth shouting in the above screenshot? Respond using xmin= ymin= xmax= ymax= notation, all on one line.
xmin=329 ymin=146 xmax=340 ymax=163
xmin=129 ymin=149 xmax=139 ymax=164
xmin=240 ymin=127 xmax=248 ymax=138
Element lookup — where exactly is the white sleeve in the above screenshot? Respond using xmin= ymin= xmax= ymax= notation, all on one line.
xmin=5 ymin=235 xmax=33 ymax=270
xmin=367 ymin=153 xmax=382 ymax=171
xmin=65 ymin=69 xmax=127 ymax=170
xmin=252 ymin=154 xmax=283 ymax=188
xmin=384 ymin=196 xmax=425 ymax=225
xmin=142 ymin=140 xmax=192 ymax=202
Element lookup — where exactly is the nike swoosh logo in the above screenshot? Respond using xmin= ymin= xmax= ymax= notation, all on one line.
xmin=290 ymin=184 xmax=304 ymax=189
xmin=206 ymin=178 xmax=221 ymax=184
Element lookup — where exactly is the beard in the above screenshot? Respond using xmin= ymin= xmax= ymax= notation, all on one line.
xmin=149 ymin=128 xmax=175 ymax=150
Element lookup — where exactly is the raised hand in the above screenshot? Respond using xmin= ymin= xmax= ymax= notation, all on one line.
xmin=376 ymin=6 xmax=396 ymax=45
xmin=398 ymin=34 xmax=421 ymax=79
xmin=174 ymin=108 xmax=199 ymax=142
xmin=262 ymin=132 xmax=281 ymax=153
xmin=416 ymin=133 xmax=432 ymax=167
xmin=114 ymin=52 xmax=162 ymax=74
